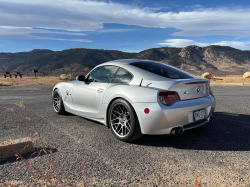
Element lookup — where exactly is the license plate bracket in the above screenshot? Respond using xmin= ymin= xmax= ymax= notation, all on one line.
xmin=193 ymin=108 xmax=206 ymax=121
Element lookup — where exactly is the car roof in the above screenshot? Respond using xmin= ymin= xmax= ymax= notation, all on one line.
xmin=92 ymin=59 xmax=196 ymax=83
xmin=99 ymin=59 xmax=157 ymax=67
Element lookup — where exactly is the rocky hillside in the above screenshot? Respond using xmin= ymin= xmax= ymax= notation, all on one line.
xmin=177 ymin=45 xmax=250 ymax=71
xmin=0 ymin=45 xmax=250 ymax=72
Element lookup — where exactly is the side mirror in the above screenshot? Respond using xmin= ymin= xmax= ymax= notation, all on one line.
xmin=76 ymin=75 xmax=85 ymax=82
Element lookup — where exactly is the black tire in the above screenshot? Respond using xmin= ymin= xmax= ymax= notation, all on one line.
xmin=108 ymin=99 xmax=143 ymax=142
xmin=52 ymin=89 xmax=66 ymax=115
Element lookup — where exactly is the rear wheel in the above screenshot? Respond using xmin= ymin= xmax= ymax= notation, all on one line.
xmin=53 ymin=89 xmax=66 ymax=115
xmin=108 ymin=99 xmax=142 ymax=142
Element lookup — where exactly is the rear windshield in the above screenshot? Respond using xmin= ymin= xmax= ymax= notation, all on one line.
xmin=130 ymin=61 xmax=193 ymax=79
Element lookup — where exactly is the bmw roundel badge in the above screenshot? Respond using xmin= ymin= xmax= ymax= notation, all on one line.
xmin=196 ymin=86 xmax=200 ymax=92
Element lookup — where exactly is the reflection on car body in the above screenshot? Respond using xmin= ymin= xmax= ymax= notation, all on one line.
xmin=52 ymin=59 xmax=216 ymax=142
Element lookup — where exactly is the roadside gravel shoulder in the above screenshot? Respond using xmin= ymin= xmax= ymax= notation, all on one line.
xmin=0 ymin=85 xmax=250 ymax=186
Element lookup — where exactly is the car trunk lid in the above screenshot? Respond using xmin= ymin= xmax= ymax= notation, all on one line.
xmin=169 ymin=80 xmax=209 ymax=100
xmin=141 ymin=78 xmax=209 ymax=100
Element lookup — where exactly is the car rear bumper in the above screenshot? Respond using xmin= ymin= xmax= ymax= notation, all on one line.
xmin=133 ymin=95 xmax=216 ymax=135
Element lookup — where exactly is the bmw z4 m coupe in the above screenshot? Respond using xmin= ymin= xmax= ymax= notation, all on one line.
xmin=52 ymin=59 xmax=216 ymax=142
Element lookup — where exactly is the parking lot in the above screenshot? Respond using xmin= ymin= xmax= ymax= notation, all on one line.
xmin=0 ymin=85 xmax=250 ymax=186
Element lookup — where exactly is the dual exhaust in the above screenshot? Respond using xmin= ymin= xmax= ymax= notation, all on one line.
xmin=170 ymin=116 xmax=214 ymax=135
xmin=209 ymin=116 xmax=214 ymax=123
xmin=170 ymin=127 xmax=184 ymax=135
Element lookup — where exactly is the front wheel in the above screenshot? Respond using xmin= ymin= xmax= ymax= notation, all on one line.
xmin=53 ymin=89 xmax=66 ymax=115
xmin=108 ymin=99 xmax=142 ymax=142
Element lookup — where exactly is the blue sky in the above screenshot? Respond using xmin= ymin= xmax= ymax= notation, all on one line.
xmin=0 ymin=0 xmax=250 ymax=52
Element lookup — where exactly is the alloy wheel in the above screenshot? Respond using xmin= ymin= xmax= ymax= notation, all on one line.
xmin=110 ymin=103 xmax=131 ymax=137
xmin=53 ymin=92 xmax=61 ymax=112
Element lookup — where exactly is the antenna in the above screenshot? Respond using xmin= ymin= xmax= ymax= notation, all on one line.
xmin=139 ymin=78 xmax=143 ymax=87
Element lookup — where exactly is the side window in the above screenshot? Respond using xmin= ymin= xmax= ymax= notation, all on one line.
xmin=111 ymin=68 xmax=133 ymax=83
xmin=166 ymin=70 xmax=180 ymax=79
xmin=87 ymin=66 xmax=119 ymax=83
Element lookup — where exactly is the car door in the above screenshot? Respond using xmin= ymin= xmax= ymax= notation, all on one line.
xmin=71 ymin=65 xmax=119 ymax=117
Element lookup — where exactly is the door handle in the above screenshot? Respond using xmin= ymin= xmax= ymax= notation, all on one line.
xmin=97 ymin=88 xmax=104 ymax=93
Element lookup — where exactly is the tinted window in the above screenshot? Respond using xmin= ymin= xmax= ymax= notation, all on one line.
xmin=87 ymin=66 xmax=119 ymax=83
xmin=130 ymin=61 xmax=193 ymax=79
xmin=112 ymin=68 xmax=133 ymax=83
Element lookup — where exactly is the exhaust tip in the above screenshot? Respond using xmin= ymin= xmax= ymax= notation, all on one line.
xmin=209 ymin=116 xmax=214 ymax=123
xmin=170 ymin=129 xmax=177 ymax=135
xmin=177 ymin=127 xmax=184 ymax=135
xmin=171 ymin=127 xmax=184 ymax=135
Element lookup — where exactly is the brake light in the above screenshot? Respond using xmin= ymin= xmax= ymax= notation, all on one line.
xmin=209 ymin=86 xmax=214 ymax=96
xmin=185 ymin=81 xmax=208 ymax=84
xmin=159 ymin=91 xmax=180 ymax=105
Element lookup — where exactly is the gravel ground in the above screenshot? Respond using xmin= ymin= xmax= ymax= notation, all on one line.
xmin=0 ymin=84 xmax=250 ymax=186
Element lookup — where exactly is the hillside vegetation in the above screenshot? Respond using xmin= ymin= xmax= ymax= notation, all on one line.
xmin=0 ymin=45 xmax=250 ymax=72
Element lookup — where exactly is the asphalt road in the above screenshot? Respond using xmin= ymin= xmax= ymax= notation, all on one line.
xmin=0 ymin=85 xmax=250 ymax=186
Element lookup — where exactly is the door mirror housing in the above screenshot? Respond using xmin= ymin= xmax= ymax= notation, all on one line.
xmin=76 ymin=75 xmax=85 ymax=82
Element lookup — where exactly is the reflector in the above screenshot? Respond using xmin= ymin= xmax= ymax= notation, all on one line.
xmin=144 ymin=108 xmax=150 ymax=114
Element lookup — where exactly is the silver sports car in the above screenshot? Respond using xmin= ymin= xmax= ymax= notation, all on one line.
xmin=52 ymin=59 xmax=216 ymax=142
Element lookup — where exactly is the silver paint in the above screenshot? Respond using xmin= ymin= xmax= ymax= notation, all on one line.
xmin=53 ymin=59 xmax=216 ymax=135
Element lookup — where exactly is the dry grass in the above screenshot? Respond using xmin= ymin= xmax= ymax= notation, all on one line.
xmin=3 ymin=102 xmax=87 ymax=187
xmin=209 ymin=75 xmax=250 ymax=85
xmin=2 ymin=101 xmax=206 ymax=186
xmin=180 ymin=173 xmax=202 ymax=187
xmin=1 ymin=74 xmax=250 ymax=86
xmin=0 ymin=76 xmax=68 ymax=86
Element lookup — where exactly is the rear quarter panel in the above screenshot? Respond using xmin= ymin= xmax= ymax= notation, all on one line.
xmin=103 ymin=84 xmax=160 ymax=104
xmin=102 ymin=84 xmax=161 ymax=129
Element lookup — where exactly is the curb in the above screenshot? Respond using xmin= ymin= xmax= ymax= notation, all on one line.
xmin=0 ymin=137 xmax=35 ymax=159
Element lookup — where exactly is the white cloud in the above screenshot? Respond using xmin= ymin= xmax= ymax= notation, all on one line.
xmin=0 ymin=1 xmax=250 ymax=32
xmin=212 ymin=41 xmax=250 ymax=50
xmin=172 ymin=30 xmax=250 ymax=37
xmin=0 ymin=0 xmax=250 ymax=41
xmin=0 ymin=27 xmax=91 ymax=42
xmin=158 ymin=39 xmax=209 ymax=47
xmin=0 ymin=26 xmax=86 ymax=36
xmin=157 ymin=39 xmax=250 ymax=50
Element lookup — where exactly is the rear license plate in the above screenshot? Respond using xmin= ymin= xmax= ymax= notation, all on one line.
xmin=193 ymin=108 xmax=206 ymax=121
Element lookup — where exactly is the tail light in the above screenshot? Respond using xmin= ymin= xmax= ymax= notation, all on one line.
xmin=159 ymin=91 xmax=180 ymax=105
xmin=209 ymin=86 xmax=214 ymax=97
xmin=185 ymin=81 xmax=208 ymax=84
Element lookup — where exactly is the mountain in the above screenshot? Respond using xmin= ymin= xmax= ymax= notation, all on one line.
xmin=0 ymin=45 xmax=250 ymax=72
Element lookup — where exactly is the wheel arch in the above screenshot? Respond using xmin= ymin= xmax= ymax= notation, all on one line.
xmin=105 ymin=97 xmax=141 ymax=130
